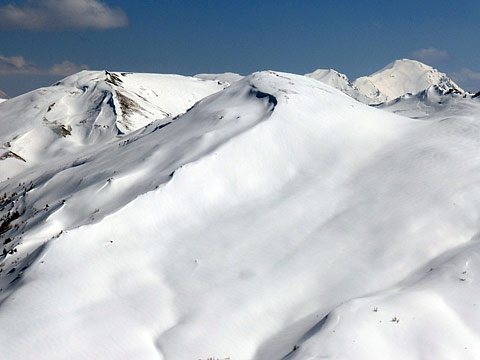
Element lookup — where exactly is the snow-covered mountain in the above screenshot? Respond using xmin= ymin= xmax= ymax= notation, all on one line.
xmin=0 ymin=70 xmax=227 ymax=181
xmin=306 ymin=59 xmax=462 ymax=104
xmin=353 ymin=59 xmax=463 ymax=103
xmin=1 ymin=68 xmax=480 ymax=360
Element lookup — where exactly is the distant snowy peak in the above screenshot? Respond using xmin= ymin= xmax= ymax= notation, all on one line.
xmin=353 ymin=59 xmax=463 ymax=104
xmin=194 ymin=72 xmax=244 ymax=85
xmin=306 ymin=59 xmax=463 ymax=105
xmin=304 ymin=69 xmax=372 ymax=103
xmin=305 ymin=68 xmax=351 ymax=86
xmin=305 ymin=69 xmax=354 ymax=94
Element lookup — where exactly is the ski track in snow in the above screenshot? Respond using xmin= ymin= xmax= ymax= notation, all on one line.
xmin=0 ymin=66 xmax=480 ymax=359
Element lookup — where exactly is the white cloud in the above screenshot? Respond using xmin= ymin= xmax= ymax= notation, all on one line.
xmin=0 ymin=0 xmax=128 ymax=31
xmin=0 ymin=54 xmax=38 ymax=73
xmin=451 ymin=68 xmax=480 ymax=92
xmin=0 ymin=54 xmax=89 ymax=75
xmin=459 ymin=68 xmax=480 ymax=80
xmin=48 ymin=61 xmax=89 ymax=75
xmin=411 ymin=47 xmax=448 ymax=63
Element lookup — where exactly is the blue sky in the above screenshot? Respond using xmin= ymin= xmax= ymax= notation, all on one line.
xmin=0 ymin=0 xmax=479 ymax=96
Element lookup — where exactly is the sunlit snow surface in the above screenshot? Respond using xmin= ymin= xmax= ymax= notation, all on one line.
xmin=1 ymin=70 xmax=480 ymax=359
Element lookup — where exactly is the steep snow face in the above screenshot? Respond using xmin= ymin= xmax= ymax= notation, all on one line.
xmin=353 ymin=59 xmax=463 ymax=104
xmin=305 ymin=69 xmax=372 ymax=103
xmin=0 ymin=70 xmax=227 ymax=181
xmin=195 ymin=72 xmax=244 ymax=84
xmin=2 ymin=70 xmax=480 ymax=360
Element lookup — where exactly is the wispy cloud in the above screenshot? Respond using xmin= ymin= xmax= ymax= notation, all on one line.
xmin=451 ymin=68 xmax=480 ymax=92
xmin=458 ymin=68 xmax=480 ymax=80
xmin=0 ymin=0 xmax=128 ymax=31
xmin=0 ymin=54 xmax=88 ymax=75
xmin=411 ymin=47 xmax=448 ymax=63
xmin=48 ymin=61 xmax=89 ymax=75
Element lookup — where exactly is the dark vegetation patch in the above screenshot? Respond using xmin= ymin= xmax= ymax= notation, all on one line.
xmin=105 ymin=71 xmax=123 ymax=86
xmin=0 ymin=151 xmax=26 ymax=162
xmin=42 ymin=117 xmax=72 ymax=137
xmin=115 ymin=91 xmax=148 ymax=131
xmin=152 ymin=121 xmax=172 ymax=132
xmin=116 ymin=91 xmax=144 ymax=117
xmin=0 ymin=211 xmax=20 ymax=235
xmin=50 ymin=124 xmax=72 ymax=137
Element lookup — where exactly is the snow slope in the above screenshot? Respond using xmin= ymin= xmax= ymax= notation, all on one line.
xmin=1 ymin=70 xmax=480 ymax=360
xmin=0 ymin=70 xmax=227 ymax=181
xmin=353 ymin=59 xmax=463 ymax=104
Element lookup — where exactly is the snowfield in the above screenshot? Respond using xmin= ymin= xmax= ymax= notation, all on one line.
xmin=1 ymin=63 xmax=480 ymax=360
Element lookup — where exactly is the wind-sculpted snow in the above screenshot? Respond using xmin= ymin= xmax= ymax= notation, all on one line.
xmin=1 ymin=69 xmax=480 ymax=360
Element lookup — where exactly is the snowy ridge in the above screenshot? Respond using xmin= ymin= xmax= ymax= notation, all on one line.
xmin=1 ymin=70 xmax=480 ymax=359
